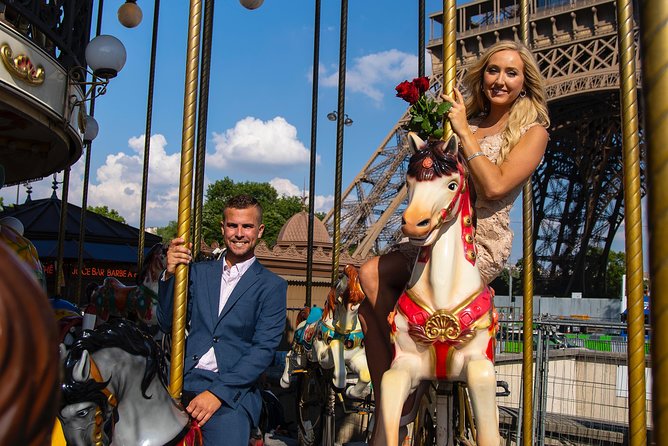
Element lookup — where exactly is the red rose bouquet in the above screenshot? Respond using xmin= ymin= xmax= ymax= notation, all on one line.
xmin=396 ymin=76 xmax=451 ymax=140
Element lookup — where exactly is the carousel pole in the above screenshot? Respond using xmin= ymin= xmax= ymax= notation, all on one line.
xmin=440 ymin=0 xmax=455 ymax=141
xmin=517 ymin=0 xmax=535 ymax=444
xmin=305 ymin=0 xmax=321 ymax=307
xmin=169 ymin=0 xmax=203 ymax=401
xmin=418 ymin=0 xmax=425 ymax=78
xmin=137 ymin=0 xmax=161 ymax=271
xmin=330 ymin=0 xmax=349 ymax=286
xmin=56 ymin=167 xmax=70 ymax=296
xmin=75 ymin=0 xmax=104 ymax=305
xmin=640 ymin=0 xmax=668 ymax=442
xmin=616 ymin=0 xmax=646 ymax=443
xmin=192 ymin=0 xmax=215 ymax=260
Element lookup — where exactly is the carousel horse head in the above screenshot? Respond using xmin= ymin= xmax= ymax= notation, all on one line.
xmin=0 ymin=242 xmax=60 ymax=446
xmin=375 ymin=133 xmax=499 ymax=446
xmin=0 ymin=218 xmax=46 ymax=291
xmin=281 ymin=265 xmax=371 ymax=400
xmin=137 ymin=243 xmax=167 ymax=291
xmin=59 ymin=319 xmax=197 ymax=446
xmin=402 ymin=132 xmax=471 ymax=247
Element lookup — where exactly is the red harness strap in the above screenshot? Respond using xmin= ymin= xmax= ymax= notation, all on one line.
xmin=394 ymin=286 xmax=495 ymax=379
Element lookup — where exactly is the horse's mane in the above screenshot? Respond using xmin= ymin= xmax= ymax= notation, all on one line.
xmin=407 ymin=138 xmax=462 ymax=181
xmin=62 ymin=319 xmax=164 ymax=405
xmin=323 ymin=265 xmax=366 ymax=320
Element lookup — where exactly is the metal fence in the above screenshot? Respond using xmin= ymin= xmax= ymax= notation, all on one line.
xmin=495 ymin=317 xmax=653 ymax=445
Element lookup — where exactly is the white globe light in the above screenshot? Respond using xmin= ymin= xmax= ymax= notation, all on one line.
xmin=83 ymin=115 xmax=99 ymax=143
xmin=85 ymin=35 xmax=127 ymax=79
xmin=118 ymin=1 xmax=143 ymax=28
xmin=0 ymin=217 xmax=24 ymax=236
xmin=240 ymin=0 xmax=264 ymax=10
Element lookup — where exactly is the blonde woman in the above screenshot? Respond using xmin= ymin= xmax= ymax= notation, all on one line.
xmin=359 ymin=40 xmax=550 ymax=443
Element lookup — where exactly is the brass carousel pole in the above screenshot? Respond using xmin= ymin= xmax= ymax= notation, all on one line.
xmin=440 ymin=0 xmax=455 ymax=141
xmin=330 ymin=0 xmax=349 ymax=286
xmin=640 ymin=0 xmax=668 ymax=442
xmin=137 ymin=0 xmax=161 ymax=271
xmin=518 ymin=0 xmax=535 ymax=444
xmin=192 ymin=0 xmax=215 ymax=260
xmin=616 ymin=0 xmax=646 ymax=443
xmin=169 ymin=0 xmax=202 ymax=400
xmin=305 ymin=0 xmax=321 ymax=307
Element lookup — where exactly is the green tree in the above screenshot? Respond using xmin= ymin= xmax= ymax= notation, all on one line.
xmin=88 ymin=205 xmax=126 ymax=223
xmin=201 ymin=177 xmax=303 ymax=247
xmin=155 ymin=220 xmax=178 ymax=243
xmin=605 ymin=250 xmax=625 ymax=298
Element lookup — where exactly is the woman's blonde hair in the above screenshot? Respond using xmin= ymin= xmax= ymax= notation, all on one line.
xmin=462 ymin=40 xmax=550 ymax=163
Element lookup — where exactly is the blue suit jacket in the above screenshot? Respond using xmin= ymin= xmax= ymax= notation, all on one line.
xmin=157 ymin=258 xmax=287 ymax=424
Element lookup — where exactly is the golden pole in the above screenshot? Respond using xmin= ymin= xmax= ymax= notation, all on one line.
xmin=518 ymin=0 xmax=534 ymax=445
xmin=640 ymin=0 xmax=668 ymax=442
xmin=441 ymin=0 xmax=456 ymax=141
xmin=616 ymin=0 xmax=646 ymax=443
xmin=169 ymin=0 xmax=202 ymax=400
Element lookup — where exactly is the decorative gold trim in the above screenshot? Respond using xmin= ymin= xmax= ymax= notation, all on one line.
xmin=0 ymin=44 xmax=45 ymax=85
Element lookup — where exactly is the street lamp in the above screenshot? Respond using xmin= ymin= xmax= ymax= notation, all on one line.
xmin=327 ymin=111 xmax=353 ymax=126
xmin=240 ymin=0 xmax=264 ymax=10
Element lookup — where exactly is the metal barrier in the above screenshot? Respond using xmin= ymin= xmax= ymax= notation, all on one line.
xmin=495 ymin=318 xmax=653 ymax=445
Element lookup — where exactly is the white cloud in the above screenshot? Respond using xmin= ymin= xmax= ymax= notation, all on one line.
xmin=269 ymin=177 xmax=333 ymax=213
xmin=208 ymin=117 xmax=314 ymax=171
xmin=319 ymin=49 xmax=418 ymax=103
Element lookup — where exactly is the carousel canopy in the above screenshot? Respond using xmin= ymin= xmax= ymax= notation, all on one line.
xmin=0 ymin=195 xmax=161 ymax=263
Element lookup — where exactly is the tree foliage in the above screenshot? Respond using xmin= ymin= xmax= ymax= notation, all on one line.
xmin=88 ymin=205 xmax=126 ymax=223
xmin=201 ymin=177 xmax=303 ymax=247
xmin=155 ymin=220 xmax=177 ymax=243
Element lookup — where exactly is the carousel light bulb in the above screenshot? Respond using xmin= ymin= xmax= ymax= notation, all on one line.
xmin=240 ymin=0 xmax=264 ymax=10
xmin=85 ymin=35 xmax=127 ymax=79
xmin=118 ymin=0 xmax=143 ymax=28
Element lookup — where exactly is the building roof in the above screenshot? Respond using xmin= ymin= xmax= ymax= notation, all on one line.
xmin=276 ymin=211 xmax=331 ymax=247
xmin=0 ymin=195 xmax=161 ymax=262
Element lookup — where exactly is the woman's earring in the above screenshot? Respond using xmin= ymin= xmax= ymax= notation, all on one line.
xmin=520 ymin=90 xmax=527 ymax=97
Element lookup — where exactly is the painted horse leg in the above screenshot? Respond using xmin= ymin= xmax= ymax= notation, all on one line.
xmin=465 ymin=357 xmax=500 ymax=446
xmin=346 ymin=350 xmax=371 ymax=399
xmin=378 ymin=359 xmax=419 ymax=446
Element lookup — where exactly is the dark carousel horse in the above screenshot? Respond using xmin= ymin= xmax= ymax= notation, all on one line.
xmin=59 ymin=319 xmax=202 ymax=446
xmin=0 ymin=242 xmax=60 ymax=445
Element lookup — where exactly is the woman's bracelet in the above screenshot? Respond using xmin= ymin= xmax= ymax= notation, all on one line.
xmin=466 ymin=151 xmax=485 ymax=162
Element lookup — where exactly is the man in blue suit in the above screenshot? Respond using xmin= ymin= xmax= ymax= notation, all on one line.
xmin=158 ymin=194 xmax=287 ymax=445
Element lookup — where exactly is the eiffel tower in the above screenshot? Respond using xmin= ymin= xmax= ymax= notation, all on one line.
xmin=324 ymin=0 xmax=644 ymax=297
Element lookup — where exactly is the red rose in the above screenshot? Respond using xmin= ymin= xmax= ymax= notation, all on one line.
xmin=395 ymin=80 xmax=419 ymax=104
xmin=413 ymin=77 xmax=429 ymax=95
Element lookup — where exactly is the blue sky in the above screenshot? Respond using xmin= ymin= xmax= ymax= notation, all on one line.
xmin=0 ymin=0 xmax=633 ymax=264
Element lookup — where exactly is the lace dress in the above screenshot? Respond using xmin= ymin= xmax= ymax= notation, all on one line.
xmin=470 ymin=119 xmax=538 ymax=283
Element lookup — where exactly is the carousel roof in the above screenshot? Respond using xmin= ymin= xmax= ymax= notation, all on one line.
xmin=0 ymin=194 xmax=161 ymax=262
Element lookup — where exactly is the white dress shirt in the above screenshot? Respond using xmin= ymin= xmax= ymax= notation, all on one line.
xmin=195 ymin=255 xmax=256 ymax=372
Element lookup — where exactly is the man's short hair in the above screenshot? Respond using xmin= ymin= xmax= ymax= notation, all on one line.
xmin=224 ymin=194 xmax=263 ymax=221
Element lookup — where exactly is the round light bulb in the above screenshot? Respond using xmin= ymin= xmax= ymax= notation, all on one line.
xmin=83 ymin=115 xmax=99 ymax=143
xmin=240 ymin=0 xmax=264 ymax=10
xmin=118 ymin=1 xmax=143 ymax=28
xmin=85 ymin=35 xmax=127 ymax=79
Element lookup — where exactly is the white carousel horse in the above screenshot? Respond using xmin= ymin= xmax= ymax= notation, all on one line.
xmin=89 ymin=243 xmax=166 ymax=326
xmin=59 ymin=319 xmax=202 ymax=446
xmin=376 ymin=133 xmax=500 ymax=446
xmin=281 ymin=264 xmax=371 ymax=399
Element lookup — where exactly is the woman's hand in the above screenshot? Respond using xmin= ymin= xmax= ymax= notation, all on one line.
xmin=441 ymin=89 xmax=469 ymax=138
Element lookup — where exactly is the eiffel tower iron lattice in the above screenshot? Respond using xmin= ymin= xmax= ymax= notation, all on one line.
xmin=324 ymin=0 xmax=645 ymax=297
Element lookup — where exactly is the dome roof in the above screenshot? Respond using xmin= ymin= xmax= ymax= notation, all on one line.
xmin=276 ymin=211 xmax=331 ymax=247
